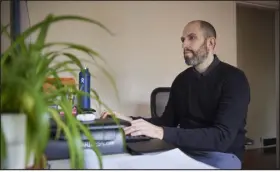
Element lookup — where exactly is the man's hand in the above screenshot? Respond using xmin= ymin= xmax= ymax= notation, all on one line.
xmin=100 ymin=111 xmax=133 ymax=122
xmin=124 ymin=119 xmax=164 ymax=140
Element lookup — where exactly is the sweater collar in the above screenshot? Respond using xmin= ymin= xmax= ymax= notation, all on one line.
xmin=193 ymin=54 xmax=220 ymax=77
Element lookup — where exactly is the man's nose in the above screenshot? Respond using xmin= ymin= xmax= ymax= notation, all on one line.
xmin=182 ymin=40 xmax=190 ymax=49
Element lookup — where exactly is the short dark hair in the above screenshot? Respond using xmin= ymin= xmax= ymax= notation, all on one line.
xmin=194 ymin=20 xmax=217 ymax=39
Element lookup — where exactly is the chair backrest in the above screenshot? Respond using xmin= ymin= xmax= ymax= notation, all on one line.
xmin=150 ymin=87 xmax=171 ymax=118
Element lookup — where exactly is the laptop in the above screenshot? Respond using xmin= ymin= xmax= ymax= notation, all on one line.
xmin=126 ymin=138 xmax=175 ymax=155
xmin=50 ymin=117 xmax=131 ymax=130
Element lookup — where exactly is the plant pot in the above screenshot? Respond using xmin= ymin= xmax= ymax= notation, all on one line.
xmin=1 ymin=114 xmax=26 ymax=169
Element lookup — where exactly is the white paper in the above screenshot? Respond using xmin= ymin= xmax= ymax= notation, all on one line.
xmin=84 ymin=148 xmax=216 ymax=169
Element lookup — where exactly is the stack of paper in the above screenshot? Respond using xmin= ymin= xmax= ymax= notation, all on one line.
xmin=84 ymin=148 xmax=216 ymax=169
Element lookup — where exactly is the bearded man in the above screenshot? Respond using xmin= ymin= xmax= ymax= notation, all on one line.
xmin=101 ymin=20 xmax=250 ymax=169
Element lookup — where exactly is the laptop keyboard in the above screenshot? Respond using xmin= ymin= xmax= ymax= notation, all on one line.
xmin=125 ymin=135 xmax=151 ymax=143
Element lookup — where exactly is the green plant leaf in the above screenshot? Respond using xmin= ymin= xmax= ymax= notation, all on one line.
xmin=51 ymin=60 xmax=77 ymax=71
xmin=51 ymin=15 xmax=114 ymax=36
xmin=1 ymin=14 xmax=114 ymax=66
xmin=47 ymin=69 xmax=65 ymax=89
xmin=1 ymin=24 xmax=11 ymax=40
xmin=48 ymin=108 xmax=77 ymax=168
xmin=24 ymin=93 xmax=49 ymax=166
xmin=44 ymin=86 xmax=71 ymax=101
xmin=59 ymin=98 xmax=84 ymax=169
xmin=0 ymin=75 xmax=49 ymax=166
xmin=35 ymin=15 xmax=52 ymax=49
xmin=44 ymin=42 xmax=107 ymax=63
xmin=33 ymin=107 xmax=50 ymax=166
xmin=1 ymin=14 xmax=119 ymax=169
xmin=89 ymin=58 xmax=120 ymax=102
xmin=46 ymin=43 xmax=119 ymax=102
xmin=76 ymin=121 xmax=103 ymax=169
xmin=62 ymin=52 xmax=84 ymax=70
xmin=1 ymin=23 xmax=29 ymax=60
xmin=0 ymin=127 xmax=7 ymax=169
xmin=89 ymin=88 xmax=126 ymax=151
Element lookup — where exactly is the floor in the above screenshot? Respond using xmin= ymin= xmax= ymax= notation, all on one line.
xmin=242 ymin=147 xmax=278 ymax=169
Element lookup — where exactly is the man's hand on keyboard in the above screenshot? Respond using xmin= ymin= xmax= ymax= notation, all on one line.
xmin=100 ymin=111 xmax=133 ymax=122
xmin=124 ymin=119 xmax=164 ymax=140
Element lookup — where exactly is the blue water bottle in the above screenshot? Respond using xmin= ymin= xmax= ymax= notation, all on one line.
xmin=79 ymin=67 xmax=91 ymax=110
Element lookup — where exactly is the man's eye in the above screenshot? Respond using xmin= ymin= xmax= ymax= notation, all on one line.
xmin=189 ymin=36 xmax=194 ymax=40
xmin=181 ymin=37 xmax=185 ymax=43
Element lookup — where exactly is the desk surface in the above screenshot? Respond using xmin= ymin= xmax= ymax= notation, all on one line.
xmin=48 ymin=150 xmax=216 ymax=169
xmin=48 ymin=152 xmax=161 ymax=169
xmin=48 ymin=153 xmax=130 ymax=169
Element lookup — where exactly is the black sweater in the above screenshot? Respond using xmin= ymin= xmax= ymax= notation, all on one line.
xmin=136 ymin=56 xmax=250 ymax=161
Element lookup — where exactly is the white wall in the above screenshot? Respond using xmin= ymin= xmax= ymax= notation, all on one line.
xmin=237 ymin=5 xmax=276 ymax=148
xmin=24 ymin=1 xmax=237 ymax=118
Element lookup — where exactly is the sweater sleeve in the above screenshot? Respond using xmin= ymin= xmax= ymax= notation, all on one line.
xmin=162 ymin=71 xmax=250 ymax=152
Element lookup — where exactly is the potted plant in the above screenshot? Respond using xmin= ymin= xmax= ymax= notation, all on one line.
xmin=1 ymin=14 xmax=119 ymax=169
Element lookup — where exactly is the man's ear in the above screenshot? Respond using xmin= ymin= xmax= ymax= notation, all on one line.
xmin=207 ymin=37 xmax=216 ymax=51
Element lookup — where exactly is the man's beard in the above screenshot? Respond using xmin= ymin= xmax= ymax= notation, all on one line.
xmin=184 ymin=41 xmax=209 ymax=66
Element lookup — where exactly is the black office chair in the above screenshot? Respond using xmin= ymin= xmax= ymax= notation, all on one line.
xmin=150 ymin=87 xmax=254 ymax=146
xmin=150 ymin=87 xmax=171 ymax=118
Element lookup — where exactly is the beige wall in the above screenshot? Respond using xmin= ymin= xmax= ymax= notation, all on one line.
xmin=24 ymin=1 xmax=237 ymax=118
xmin=237 ymin=5 xmax=276 ymax=148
